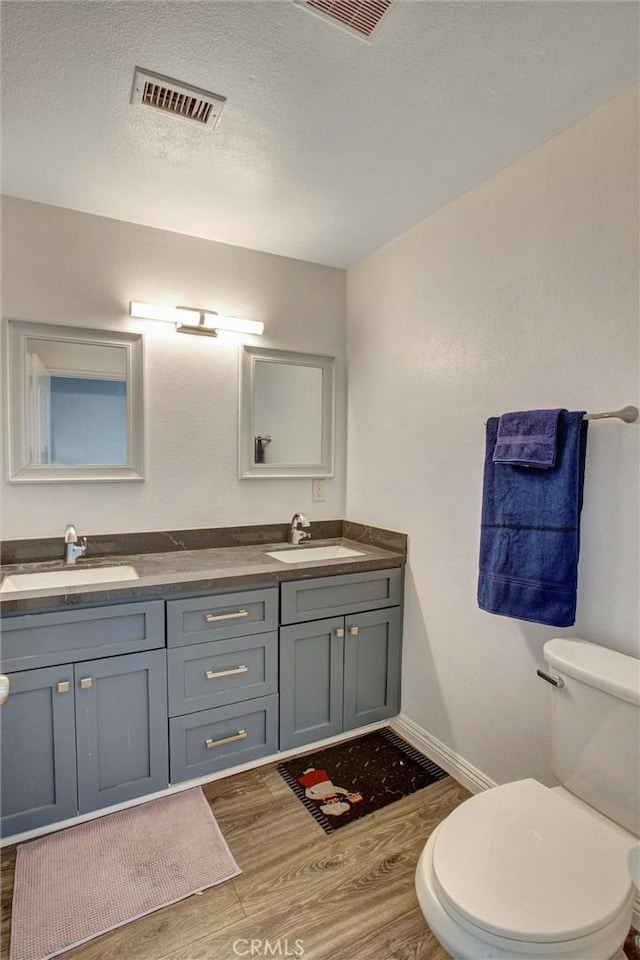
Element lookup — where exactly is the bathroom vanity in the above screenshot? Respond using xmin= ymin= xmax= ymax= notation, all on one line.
xmin=0 ymin=524 xmax=405 ymax=839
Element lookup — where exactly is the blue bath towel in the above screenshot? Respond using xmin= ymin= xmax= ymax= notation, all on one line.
xmin=492 ymin=408 xmax=562 ymax=468
xmin=478 ymin=410 xmax=588 ymax=627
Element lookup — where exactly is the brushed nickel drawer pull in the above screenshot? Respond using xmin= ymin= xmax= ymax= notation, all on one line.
xmin=335 ymin=627 xmax=344 ymax=638
xmin=205 ymin=664 xmax=249 ymax=680
xmin=57 ymin=681 xmax=70 ymax=694
xmin=204 ymin=609 xmax=249 ymax=623
xmin=349 ymin=625 xmax=359 ymax=636
xmin=205 ymin=729 xmax=248 ymax=749
xmin=79 ymin=677 xmax=93 ymax=689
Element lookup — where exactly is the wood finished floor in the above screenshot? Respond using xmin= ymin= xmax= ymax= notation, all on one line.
xmin=2 ymin=765 xmax=639 ymax=960
xmin=1 ymin=764 xmax=469 ymax=960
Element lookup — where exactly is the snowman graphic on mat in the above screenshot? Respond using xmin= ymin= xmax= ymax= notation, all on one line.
xmin=297 ymin=768 xmax=364 ymax=816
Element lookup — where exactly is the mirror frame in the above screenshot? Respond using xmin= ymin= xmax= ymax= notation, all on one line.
xmin=239 ymin=345 xmax=335 ymax=479
xmin=4 ymin=319 xmax=145 ymax=483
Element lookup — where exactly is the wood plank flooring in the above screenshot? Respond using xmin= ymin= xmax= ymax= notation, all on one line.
xmin=2 ymin=762 xmax=639 ymax=960
xmin=1 ymin=763 xmax=469 ymax=960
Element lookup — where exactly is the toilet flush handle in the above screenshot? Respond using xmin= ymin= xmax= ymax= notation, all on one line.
xmin=536 ymin=668 xmax=564 ymax=689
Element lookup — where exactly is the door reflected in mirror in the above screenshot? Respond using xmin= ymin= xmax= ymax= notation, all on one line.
xmin=5 ymin=320 xmax=144 ymax=482
xmin=239 ymin=346 xmax=334 ymax=478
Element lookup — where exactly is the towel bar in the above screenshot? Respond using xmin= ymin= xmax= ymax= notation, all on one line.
xmin=485 ymin=405 xmax=638 ymax=426
xmin=584 ymin=405 xmax=638 ymax=423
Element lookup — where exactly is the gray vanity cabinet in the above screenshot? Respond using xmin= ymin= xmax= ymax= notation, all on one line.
xmin=279 ymin=569 xmax=403 ymax=750
xmin=0 ymin=601 xmax=167 ymax=838
xmin=0 ymin=564 xmax=404 ymax=836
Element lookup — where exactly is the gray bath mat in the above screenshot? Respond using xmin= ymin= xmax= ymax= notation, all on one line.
xmin=9 ymin=787 xmax=240 ymax=960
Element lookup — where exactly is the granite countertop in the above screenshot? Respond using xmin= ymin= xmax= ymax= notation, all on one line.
xmin=0 ymin=534 xmax=405 ymax=615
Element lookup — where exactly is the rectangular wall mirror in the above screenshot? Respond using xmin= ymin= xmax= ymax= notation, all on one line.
xmin=4 ymin=320 xmax=144 ymax=482
xmin=239 ymin=346 xmax=335 ymax=478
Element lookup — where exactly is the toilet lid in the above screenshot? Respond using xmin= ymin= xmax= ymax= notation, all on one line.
xmin=432 ymin=779 xmax=633 ymax=943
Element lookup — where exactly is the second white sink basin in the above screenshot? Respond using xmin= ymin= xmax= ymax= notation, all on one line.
xmin=0 ymin=565 xmax=140 ymax=593
xmin=266 ymin=545 xmax=364 ymax=563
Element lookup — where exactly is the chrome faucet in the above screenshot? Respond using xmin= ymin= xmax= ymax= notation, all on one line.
xmin=288 ymin=513 xmax=311 ymax=546
xmin=64 ymin=524 xmax=87 ymax=565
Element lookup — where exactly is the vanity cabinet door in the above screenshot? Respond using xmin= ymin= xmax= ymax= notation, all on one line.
xmin=343 ymin=608 xmax=402 ymax=730
xmin=0 ymin=666 xmax=77 ymax=838
xmin=74 ymin=649 xmax=168 ymax=814
xmin=279 ymin=617 xmax=344 ymax=750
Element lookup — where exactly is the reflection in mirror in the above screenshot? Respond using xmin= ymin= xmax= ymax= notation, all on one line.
xmin=253 ymin=360 xmax=323 ymax=465
xmin=5 ymin=321 xmax=144 ymax=482
xmin=239 ymin=346 xmax=334 ymax=478
xmin=26 ymin=337 xmax=128 ymax=466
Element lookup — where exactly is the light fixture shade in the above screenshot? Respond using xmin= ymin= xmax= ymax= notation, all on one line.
xmin=129 ymin=302 xmax=264 ymax=335
xmin=210 ymin=316 xmax=264 ymax=335
xmin=129 ymin=302 xmax=199 ymax=324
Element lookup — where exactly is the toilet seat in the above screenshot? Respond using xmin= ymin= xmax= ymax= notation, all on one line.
xmin=431 ymin=779 xmax=634 ymax=946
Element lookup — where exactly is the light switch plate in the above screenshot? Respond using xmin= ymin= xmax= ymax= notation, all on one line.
xmin=312 ymin=479 xmax=325 ymax=502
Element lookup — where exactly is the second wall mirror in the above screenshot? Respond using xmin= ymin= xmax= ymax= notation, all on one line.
xmin=239 ymin=346 xmax=335 ymax=478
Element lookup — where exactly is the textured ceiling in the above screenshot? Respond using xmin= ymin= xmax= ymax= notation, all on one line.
xmin=1 ymin=1 xmax=638 ymax=267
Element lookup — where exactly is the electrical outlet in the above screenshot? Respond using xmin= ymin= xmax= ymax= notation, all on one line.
xmin=312 ymin=479 xmax=325 ymax=502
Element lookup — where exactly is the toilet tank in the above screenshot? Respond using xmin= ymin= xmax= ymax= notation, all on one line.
xmin=544 ymin=638 xmax=640 ymax=836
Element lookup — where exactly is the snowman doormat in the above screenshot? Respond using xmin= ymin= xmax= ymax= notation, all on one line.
xmin=277 ymin=729 xmax=448 ymax=833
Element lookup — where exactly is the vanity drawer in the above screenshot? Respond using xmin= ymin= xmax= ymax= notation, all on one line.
xmin=0 ymin=601 xmax=165 ymax=672
xmin=169 ymin=694 xmax=278 ymax=782
xmin=280 ymin=568 xmax=402 ymax=625
xmin=167 ymin=632 xmax=278 ymax=717
xmin=166 ymin=588 xmax=278 ymax=647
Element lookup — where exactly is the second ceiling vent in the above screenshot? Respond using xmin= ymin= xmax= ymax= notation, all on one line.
xmin=294 ymin=0 xmax=392 ymax=38
xmin=130 ymin=68 xmax=226 ymax=129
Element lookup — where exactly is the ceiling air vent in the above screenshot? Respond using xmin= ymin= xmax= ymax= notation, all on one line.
xmin=294 ymin=0 xmax=392 ymax=38
xmin=130 ymin=68 xmax=226 ymax=130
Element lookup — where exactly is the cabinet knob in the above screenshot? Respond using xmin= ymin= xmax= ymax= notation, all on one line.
xmin=335 ymin=627 xmax=344 ymax=638
xmin=0 ymin=675 xmax=9 ymax=706
xmin=57 ymin=681 xmax=70 ymax=694
xmin=349 ymin=625 xmax=359 ymax=636
xmin=79 ymin=677 xmax=93 ymax=689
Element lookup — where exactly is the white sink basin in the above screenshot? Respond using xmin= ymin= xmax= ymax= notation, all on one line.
xmin=266 ymin=545 xmax=364 ymax=563
xmin=0 ymin=565 xmax=140 ymax=593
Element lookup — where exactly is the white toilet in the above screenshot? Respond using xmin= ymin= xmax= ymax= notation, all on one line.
xmin=415 ymin=637 xmax=640 ymax=960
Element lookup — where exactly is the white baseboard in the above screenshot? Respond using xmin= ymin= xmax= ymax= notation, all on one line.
xmin=390 ymin=714 xmax=497 ymax=795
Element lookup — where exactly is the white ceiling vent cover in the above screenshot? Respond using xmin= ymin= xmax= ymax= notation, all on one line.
xmin=130 ymin=68 xmax=226 ymax=129
xmin=294 ymin=0 xmax=392 ymax=38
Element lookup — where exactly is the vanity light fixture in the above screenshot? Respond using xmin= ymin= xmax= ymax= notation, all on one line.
xmin=129 ymin=302 xmax=264 ymax=337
